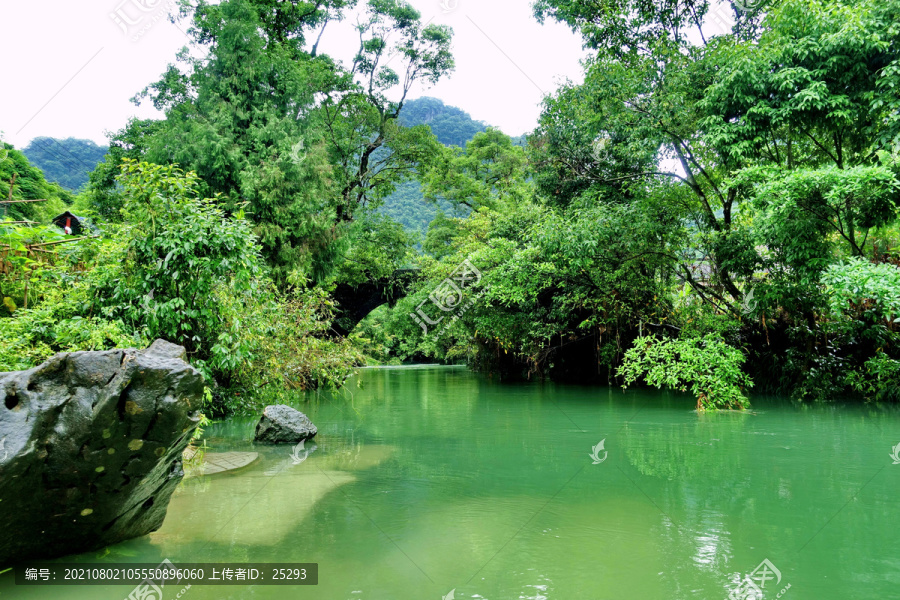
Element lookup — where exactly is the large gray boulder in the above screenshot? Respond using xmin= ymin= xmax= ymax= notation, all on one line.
xmin=0 ymin=339 xmax=203 ymax=566
xmin=253 ymin=405 xmax=317 ymax=444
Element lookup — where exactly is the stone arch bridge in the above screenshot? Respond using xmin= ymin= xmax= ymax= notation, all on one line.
xmin=331 ymin=268 xmax=421 ymax=336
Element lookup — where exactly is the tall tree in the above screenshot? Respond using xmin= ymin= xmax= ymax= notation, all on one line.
xmin=421 ymin=128 xmax=530 ymax=212
xmin=531 ymin=0 xmax=779 ymax=313
xmin=92 ymin=0 xmax=453 ymax=284
xmin=320 ymin=0 xmax=453 ymax=222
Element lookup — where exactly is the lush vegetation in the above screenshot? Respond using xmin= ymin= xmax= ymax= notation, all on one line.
xmin=4 ymin=0 xmax=453 ymax=414
xmin=1 ymin=159 xmax=359 ymax=415
xmin=3 ymin=0 xmax=900 ymax=412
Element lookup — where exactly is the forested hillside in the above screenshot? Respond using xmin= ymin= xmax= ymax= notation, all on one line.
xmin=380 ymin=97 xmax=488 ymax=237
xmin=0 ymin=144 xmax=72 ymax=223
xmin=398 ymin=97 xmax=489 ymax=147
xmin=21 ymin=137 xmax=107 ymax=192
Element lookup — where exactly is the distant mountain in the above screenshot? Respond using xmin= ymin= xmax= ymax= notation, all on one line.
xmin=381 ymin=98 xmax=488 ymax=238
xmin=398 ymin=97 xmax=489 ymax=147
xmin=21 ymin=137 xmax=107 ymax=192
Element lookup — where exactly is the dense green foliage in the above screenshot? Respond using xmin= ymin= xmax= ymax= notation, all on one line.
xmin=20 ymin=137 xmax=107 ymax=192
xmin=0 ymin=222 xmax=141 ymax=370
xmin=94 ymin=160 xmax=266 ymax=378
xmin=619 ymin=335 xmax=753 ymax=410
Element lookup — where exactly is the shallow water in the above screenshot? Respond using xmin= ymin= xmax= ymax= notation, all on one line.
xmin=3 ymin=365 xmax=900 ymax=599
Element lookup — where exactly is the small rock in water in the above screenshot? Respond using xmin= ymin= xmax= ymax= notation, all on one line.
xmin=253 ymin=405 xmax=318 ymax=444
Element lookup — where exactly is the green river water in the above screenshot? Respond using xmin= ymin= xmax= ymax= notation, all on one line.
xmin=2 ymin=365 xmax=899 ymax=599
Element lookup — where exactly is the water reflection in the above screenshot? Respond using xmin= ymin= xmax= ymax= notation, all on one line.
xmin=2 ymin=368 xmax=899 ymax=600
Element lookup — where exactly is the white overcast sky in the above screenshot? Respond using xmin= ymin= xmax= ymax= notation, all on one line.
xmin=0 ymin=0 xmax=593 ymax=151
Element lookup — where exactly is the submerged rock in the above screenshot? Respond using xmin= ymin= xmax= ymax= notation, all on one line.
xmin=151 ymin=444 xmax=395 ymax=548
xmin=253 ymin=405 xmax=318 ymax=444
xmin=0 ymin=339 xmax=203 ymax=566
xmin=185 ymin=451 xmax=259 ymax=478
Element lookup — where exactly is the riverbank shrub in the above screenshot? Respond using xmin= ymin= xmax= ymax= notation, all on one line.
xmin=0 ymin=291 xmax=142 ymax=372
xmin=617 ymin=335 xmax=753 ymax=410
xmin=89 ymin=160 xmax=266 ymax=383
xmin=216 ymin=286 xmax=362 ymax=390
xmin=845 ymin=352 xmax=900 ymax=402
xmin=822 ymin=258 xmax=900 ymax=324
